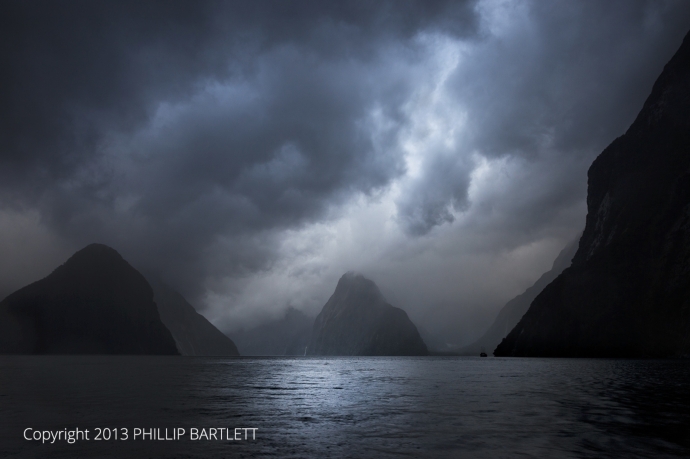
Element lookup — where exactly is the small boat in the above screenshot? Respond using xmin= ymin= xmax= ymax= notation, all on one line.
xmin=480 ymin=352 xmax=487 ymax=357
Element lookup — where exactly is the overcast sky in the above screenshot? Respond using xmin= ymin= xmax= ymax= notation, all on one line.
xmin=2 ymin=0 xmax=690 ymax=344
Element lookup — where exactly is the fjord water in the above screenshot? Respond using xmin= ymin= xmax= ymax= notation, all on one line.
xmin=1 ymin=357 xmax=689 ymax=458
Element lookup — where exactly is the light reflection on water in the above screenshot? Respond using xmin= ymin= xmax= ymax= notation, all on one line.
xmin=1 ymin=356 xmax=689 ymax=458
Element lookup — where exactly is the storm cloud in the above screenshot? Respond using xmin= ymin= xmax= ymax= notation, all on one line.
xmin=2 ymin=0 xmax=690 ymax=344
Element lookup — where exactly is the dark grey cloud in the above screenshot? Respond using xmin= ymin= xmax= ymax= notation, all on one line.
xmin=1 ymin=1 xmax=217 ymax=190
xmin=0 ymin=0 xmax=478 ymax=191
xmin=0 ymin=0 xmax=479 ymax=300
xmin=1 ymin=0 xmax=690 ymax=340
xmin=394 ymin=0 xmax=690 ymax=236
xmin=396 ymin=153 xmax=474 ymax=236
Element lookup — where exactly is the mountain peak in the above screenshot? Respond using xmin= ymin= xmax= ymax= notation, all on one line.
xmin=0 ymin=244 xmax=178 ymax=355
xmin=334 ymin=272 xmax=384 ymax=302
xmin=68 ymin=243 xmax=122 ymax=260
xmin=308 ymin=273 xmax=427 ymax=356
xmin=58 ymin=243 xmax=127 ymax=274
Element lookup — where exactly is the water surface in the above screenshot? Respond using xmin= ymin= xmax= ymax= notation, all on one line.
xmin=1 ymin=356 xmax=689 ymax=458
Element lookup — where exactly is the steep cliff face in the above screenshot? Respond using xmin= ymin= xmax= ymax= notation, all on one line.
xmin=150 ymin=279 xmax=239 ymax=356
xmin=307 ymin=272 xmax=428 ymax=356
xmin=0 ymin=244 xmax=179 ymax=355
xmin=460 ymin=237 xmax=579 ymax=356
xmin=495 ymin=31 xmax=690 ymax=357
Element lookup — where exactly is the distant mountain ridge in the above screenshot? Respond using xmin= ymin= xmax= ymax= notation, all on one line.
xmin=459 ymin=237 xmax=579 ymax=356
xmin=230 ymin=307 xmax=313 ymax=356
xmin=495 ymin=30 xmax=690 ymax=358
xmin=0 ymin=244 xmax=178 ymax=354
xmin=308 ymin=272 xmax=428 ymax=356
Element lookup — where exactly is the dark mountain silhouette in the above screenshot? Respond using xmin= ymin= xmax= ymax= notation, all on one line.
xmin=230 ymin=307 xmax=313 ymax=356
xmin=459 ymin=237 xmax=579 ymax=356
xmin=495 ymin=30 xmax=690 ymax=357
xmin=148 ymin=279 xmax=239 ymax=356
xmin=0 ymin=244 xmax=178 ymax=354
xmin=307 ymin=272 xmax=428 ymax=356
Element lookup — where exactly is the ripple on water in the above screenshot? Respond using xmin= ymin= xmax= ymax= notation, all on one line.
xmin=0 ymin=356 xmax=689 ymax=458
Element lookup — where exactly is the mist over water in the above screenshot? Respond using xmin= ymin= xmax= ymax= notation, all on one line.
xmin=1 ymin=357 xmax=689 ymax=458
